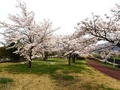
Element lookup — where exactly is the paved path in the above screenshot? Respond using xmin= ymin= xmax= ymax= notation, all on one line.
xmin=87 ymin=60 xmax=120 ymax=80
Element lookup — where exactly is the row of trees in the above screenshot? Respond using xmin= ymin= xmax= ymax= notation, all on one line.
xmin=54 ymin=4 xmax=120 ymax=65
xmin=0 ymin=0 xmax=120 ymax=67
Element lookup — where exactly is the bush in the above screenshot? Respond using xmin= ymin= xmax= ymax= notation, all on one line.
xmin=86 ymin=55 xmax=99 ymax=61
xmin=77 ymin=55 xmax=85 ymax=60
xmin=0 ymin=46 xmax=25 ymax=62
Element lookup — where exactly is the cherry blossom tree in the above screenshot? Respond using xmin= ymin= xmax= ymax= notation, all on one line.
xmin=73 ymin=4 xmax=120 ymax=63
xmin=0 ymin=0 xmax=58 ymax=67
xmin=62 ymin=35 xmax=74 ymax=65
xmin=94 ymin=42 xmax=120 ymax=64
xmin=35 ymin=35 xmax=58 ymax=61
xmin=56 ymin=34 xmax=96 ymax=65
xmin=75 ymin=4 xmax=120 ymax=48
xmin=111 ymin=4 xmax=120 ymax=21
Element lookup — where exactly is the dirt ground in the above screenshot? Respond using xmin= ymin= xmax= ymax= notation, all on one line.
xmin=0 ymin=72 xmax=57 ymax=90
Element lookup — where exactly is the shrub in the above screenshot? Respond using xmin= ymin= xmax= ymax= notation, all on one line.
xmin=77 ymin=55 xmax=85 ymax=60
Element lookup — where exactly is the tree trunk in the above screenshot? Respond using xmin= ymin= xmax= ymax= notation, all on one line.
xmin=28 ymin=48 xmax=32 ymax=68
xmin=68 ymin=53 xmax=71 ymax=66
xmin=68 ymin=57 xmax=71 ymax=66
xmin=43 ymin=51 xmax=48 ymax=61
xmin=28 ymin=60 xmax=32 ymax=68
xmin=117 ymin=43 xmax=120 ymax=48
xmin=113 ymin=58 xmax=116 ymax=67
xmin=72 ymin=54 xmax=76 ymax=63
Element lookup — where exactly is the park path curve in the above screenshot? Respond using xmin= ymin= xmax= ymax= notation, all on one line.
xmin=86 ymin=60 xmax=120 ymax=80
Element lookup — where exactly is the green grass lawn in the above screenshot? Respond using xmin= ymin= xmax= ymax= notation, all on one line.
xmin=0 ymin=58 xmax=120 ymax=90
xmin=112 ymin=56 xmax=120 ymax=60
xmin=4 ymin=58 xmax=90 ymax=80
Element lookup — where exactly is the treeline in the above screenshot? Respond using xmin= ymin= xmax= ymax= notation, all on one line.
xmin=0 ymin=46 xmax=24 ymax=62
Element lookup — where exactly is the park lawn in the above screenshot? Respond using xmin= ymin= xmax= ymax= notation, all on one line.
xmin=0 ymin=58 xmax=120 ymax=90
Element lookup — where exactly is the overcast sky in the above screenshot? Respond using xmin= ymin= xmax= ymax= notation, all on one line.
xmin=0 ymin=0 xmax=120 ymax=42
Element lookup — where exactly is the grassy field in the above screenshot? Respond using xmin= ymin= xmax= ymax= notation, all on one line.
xmin=0 ymin=58 xmax=120 ymax=90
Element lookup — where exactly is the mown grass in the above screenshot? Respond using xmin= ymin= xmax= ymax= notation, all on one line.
xmin=1 ymin=58 xmax=120 ymax=90
xmin=0 ymin=69 xmax=2 ymax=72
xmin=4 ymin=58 xmax=90 ymax=82
xmin=4 ymin=58 xmax=89 ymax=75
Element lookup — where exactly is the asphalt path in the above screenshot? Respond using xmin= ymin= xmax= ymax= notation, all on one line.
xmin=87 ymin=60 xmax=120 ymax=80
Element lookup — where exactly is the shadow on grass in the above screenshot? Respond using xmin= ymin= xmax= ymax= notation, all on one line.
xmin=0 ymin=78 xmax=13 ymax=84
xmin=4 ymin=59 xmax=91 ymax=81
xmin=4 ymin=63 xmax=88 ymax=74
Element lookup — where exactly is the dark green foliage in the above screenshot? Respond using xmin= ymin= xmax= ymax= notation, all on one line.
xmin=0 ymin=47 xmax=9 ymax=61
xmin=0 ymin=78 xmax=13 ymax=84
xmin=76 ymin=55 xmax=85 ymax=60
xmin=0 ymin=44 xmax=25 ymax=62
xmin=87 ymin=55 xmax=99 ymax=61
xmin=6 ymin=43 xmax=24 ymax=62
